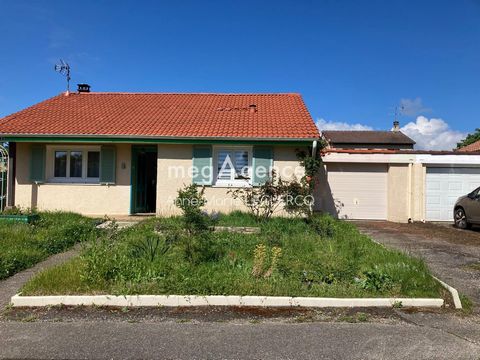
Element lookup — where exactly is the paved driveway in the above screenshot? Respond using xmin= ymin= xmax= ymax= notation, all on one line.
xmin=355 ymin=221 xmax=480 ymax=309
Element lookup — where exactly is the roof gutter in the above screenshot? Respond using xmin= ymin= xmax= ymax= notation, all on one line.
xmin=0 ymin=134 xmax=320 ymax=146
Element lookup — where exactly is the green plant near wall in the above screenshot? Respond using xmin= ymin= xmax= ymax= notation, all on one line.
xmin=295 ymin=148 xmax=323 ymax=183
xmin=229 ymin=171 xmax=287 ymax=222
xmin=174 ymin=184 xmax=212 ymax=235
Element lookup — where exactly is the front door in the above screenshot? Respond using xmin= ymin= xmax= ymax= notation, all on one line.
xmin=131 ymin=146 xmax=157 ymax=214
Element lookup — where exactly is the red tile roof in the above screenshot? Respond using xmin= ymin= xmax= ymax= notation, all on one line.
xmin=0 ymin=92 xmax=319 ymax=141
xmin=457 ymin=140 xmax=480 ymax=152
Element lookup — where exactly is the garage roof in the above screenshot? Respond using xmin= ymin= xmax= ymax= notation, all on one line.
xmin=322 ymin=130 xmax=415 ymax=145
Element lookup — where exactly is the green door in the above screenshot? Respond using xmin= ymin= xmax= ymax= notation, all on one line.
xmin=131 ymin=146 xmax=158 ymax=214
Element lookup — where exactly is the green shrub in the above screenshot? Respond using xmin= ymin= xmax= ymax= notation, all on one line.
xmin=175 ymin=184 xmax=215 ymax=234
xmin=228 ymin=172 xmax=286 ymax=221
xmin=180 ymin=233 xmax=223 ymax=265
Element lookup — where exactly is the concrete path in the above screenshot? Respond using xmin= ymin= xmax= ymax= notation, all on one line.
xmin=356 ymin=221 xmax=480 ymax=309
xmin=0 ymin=321 xmax=479 ymax=359
xmin=0 ymin=244 xmax=82 ymax=309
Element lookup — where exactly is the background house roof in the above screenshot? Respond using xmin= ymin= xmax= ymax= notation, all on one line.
xmin=457 ymin=140 xmax=480 ymax=152
xmin=0 ymin=92 xmax=319 ymax=141
xmin=322 ymin=130 xmax=415 ymax=145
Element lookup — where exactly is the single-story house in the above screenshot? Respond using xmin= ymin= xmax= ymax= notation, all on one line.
xmin=316 ymin=127 xmax=480 ymax=222
xmin=2 ymin=86 xmax=479 ymax=223
xmin=0 ymin=87 xmax=319 ymax=216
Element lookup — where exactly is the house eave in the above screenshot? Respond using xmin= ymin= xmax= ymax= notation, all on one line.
xmin=0 ymin=134 xmax=319 ymax=146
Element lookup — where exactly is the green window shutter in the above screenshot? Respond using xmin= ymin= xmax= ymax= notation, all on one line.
xmin=252 ymin=146 xmax=273 ymax=186
xmin=192 ymin=146 xmax=212 ymax=185
xmin=100 ymin=145 xmax=116 ymax=184
xmin=30 ymin=144 xmax=46 ymax=183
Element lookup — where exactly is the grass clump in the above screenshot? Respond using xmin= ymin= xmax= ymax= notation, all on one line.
xmin=22 ymin=212 xmax=442 ymax=299
xmin=0 ymin=212 xmax=98 ymax=280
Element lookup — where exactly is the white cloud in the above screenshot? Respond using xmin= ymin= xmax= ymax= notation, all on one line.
xmin=401 ymin=116 xmax=467 ymax=151
xmin=316 ymin=118 xmax=373 ymax=131
xmin=399 ymin=97 xmax=431 ymax=116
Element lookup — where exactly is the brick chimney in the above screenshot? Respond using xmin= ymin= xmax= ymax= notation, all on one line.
xmin=77 ymin=84 xmax=91 ymax=93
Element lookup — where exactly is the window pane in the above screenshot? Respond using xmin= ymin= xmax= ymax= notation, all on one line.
xmin=234 ymin=150 xmax=249 ymax=179
xmin=87 ymin=151 xmax=100 ymax=178
xmin=54 ymin=151 xmax=67 ymax=177
xmin=217 ymin=150 xmax=233 ymax=180
xmin=70 ymin=151 xmax=83 ymax=178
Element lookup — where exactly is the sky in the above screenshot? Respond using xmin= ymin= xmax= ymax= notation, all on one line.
xmin=0 ymin=0 xmax=479 ymax=150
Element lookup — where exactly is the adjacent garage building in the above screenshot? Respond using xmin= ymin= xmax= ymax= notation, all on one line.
xmin=317 ymin=128 xmax=480 ymax=222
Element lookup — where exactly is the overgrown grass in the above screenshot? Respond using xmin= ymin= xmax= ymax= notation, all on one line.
xmin=21 ymin=213 xmax=442 ymax=298
xmin=216 ymin=211 xmax=258 ymax=227
xmin=0 ymin=212 xmax=99 ymax=280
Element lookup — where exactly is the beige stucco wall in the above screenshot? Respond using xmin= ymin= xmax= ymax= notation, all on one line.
xmin=14 ymin=143 xmax=131 ymax=215
xmin=387 ymin=163 xmax=426 ymax=223
xmin=386 ymin=164 xmax=410 ymax=222
xmin=410 ymin=163 xmax=426 ymax=222
xmin=156 ymin=144 xmax=304 ymax=216
xmin=11 ymin=143 xmax=434 ymax=221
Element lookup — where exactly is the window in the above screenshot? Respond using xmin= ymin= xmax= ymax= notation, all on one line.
xmin=54 ymin=151 xmax=67 ymax=177
xmin=215 ymin=148 xmax=251 ymax=186
xmin=87 ymin=151 xmax=100 ymax=178
xmin=51 ymin=148 xmax=100 ymax=183
xmin=69 ymin=151 xmax=83 ymax=178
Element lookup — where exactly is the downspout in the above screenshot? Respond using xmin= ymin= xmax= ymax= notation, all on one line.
xmin=311 ymin=140 xmax=318 ymax=158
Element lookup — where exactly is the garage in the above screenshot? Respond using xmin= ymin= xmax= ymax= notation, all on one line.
xmin=426 ymin=167 xmax=480 ymax=221
xmin=326 ymin=163 xmax=388 ymax=220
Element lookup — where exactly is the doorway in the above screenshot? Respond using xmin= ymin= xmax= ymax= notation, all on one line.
xmin=131 ymin=146 xmax=157 ymax=214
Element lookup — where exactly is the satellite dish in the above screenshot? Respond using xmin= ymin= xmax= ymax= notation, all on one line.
xmin=54 ymin=59 xmax=71 ymax=93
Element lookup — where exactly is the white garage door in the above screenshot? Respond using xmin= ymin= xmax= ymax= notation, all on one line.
xmin=327 ymin=164 xmax=388 ymax=220
xmin=426 ymin=167 xmax=480 ymax=221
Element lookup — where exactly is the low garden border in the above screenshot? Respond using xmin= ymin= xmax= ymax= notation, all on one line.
xmin=10 ymin=294 xmax=444 ymax=308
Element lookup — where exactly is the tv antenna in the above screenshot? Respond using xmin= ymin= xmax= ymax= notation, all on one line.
xmin=394 ymin=105 xmax=405 ymax=122
xmin=54 ymin=59 xmax=71 ymax=93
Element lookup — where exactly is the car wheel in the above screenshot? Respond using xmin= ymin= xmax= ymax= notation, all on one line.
xmin=454 ymin=208 xmax=469 ymax=229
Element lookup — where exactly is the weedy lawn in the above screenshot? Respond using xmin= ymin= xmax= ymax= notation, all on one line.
xmin=21 ymin=212 xmax=442 ymax=299
xmin=0 ymin=212 xmax=99 ymax=280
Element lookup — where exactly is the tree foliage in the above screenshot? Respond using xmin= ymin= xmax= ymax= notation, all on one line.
xmin=457 ymin=128 xmax=480 ymax=149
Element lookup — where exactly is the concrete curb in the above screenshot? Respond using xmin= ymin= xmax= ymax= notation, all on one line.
xmin=10 ymin=294 xmax=444 ymax=308
xmin=433 ymin=276 xmax=462 ymax=309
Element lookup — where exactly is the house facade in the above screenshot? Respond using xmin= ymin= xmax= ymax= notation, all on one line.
xmin=2 ymin=88 xmax=479 ymax=222
xmin=0 ymin=90 xmax=319 ymax=216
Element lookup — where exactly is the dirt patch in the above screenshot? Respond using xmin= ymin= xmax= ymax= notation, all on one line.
xmin=0 ymin=305 xmax=417 ymax=325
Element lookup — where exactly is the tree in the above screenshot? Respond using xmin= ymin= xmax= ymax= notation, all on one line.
xmin=457 ymin=128 xmax=480 ymax=149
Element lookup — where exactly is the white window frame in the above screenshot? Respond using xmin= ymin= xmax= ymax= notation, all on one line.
xmin=48 ymin=145 xmax=100 ymax=184
xmin=213 ymin=146 xmax=252 ymax=187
